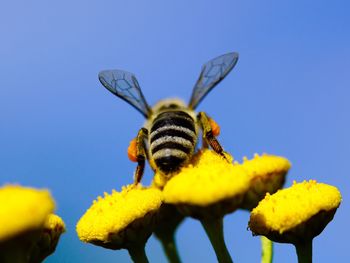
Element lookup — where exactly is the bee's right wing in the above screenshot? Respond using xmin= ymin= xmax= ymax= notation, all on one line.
xmin=188 ymin=52 xmax=239 ymax=109
xmin=98 ymin=70 xmax=152 ymax=118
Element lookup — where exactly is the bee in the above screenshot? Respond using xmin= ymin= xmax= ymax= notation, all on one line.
xmin=99 ymin=52 xmax=239 ymax=184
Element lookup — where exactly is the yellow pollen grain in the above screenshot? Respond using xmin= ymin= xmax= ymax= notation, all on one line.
xmin=0 ymin=185 xmax=55 ymax=241
xmin=76 ymin=185 xmax=163 ymax=242
xmin=249 ymin=180 xmax=342 ymax=234
xmin=163 ymin=150 xmax=250 ymax=206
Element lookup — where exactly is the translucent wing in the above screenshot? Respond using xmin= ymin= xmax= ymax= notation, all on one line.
xmin=188 ymin=52 xmax=239 ymax=109
xmin=98 ymin=70 xmax=152 ymax=117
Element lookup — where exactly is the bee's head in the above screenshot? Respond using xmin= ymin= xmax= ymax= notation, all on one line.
xmin=152 ymin=98 xmax=187 ymax=113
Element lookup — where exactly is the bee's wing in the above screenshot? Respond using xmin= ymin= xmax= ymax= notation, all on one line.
xmin=188 ymin=52 xmax=239 ymax=109
xmin=99 ymin=70 xmax=152 ymax=117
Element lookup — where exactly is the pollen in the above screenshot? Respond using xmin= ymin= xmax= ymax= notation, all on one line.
xmin=127 ymin=138 xmax=138 ymax=162
xmin=163 ymin=149 xmax=250 ymax=208
xmin=0 ymin=184 xmax=55 ymax=241
xmin=76 ymin=184 xmax=163 ymax=249
xmin=249 ymin=180 xmax=342 ymax=241
xmin=209 ymin=118 xmax=220 ymax=136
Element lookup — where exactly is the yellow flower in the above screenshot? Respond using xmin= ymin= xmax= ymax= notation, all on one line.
xmin=0 ymin=185 xmax=64 ymax=263
xmin=239 ymin=154 xmax=291 ymax=210
xmin=152 ymin=150 xmax=236 ymax=190
xmin=249 ymin=180 xmax=342 ymax=243
xmin=163 ymin=149 xmax=250 ymax=219
xmin=0 ymin=185 xmax=55 ymax=241
xmin=29 ymin=214 xmax=66 ymax=263
xmin=76 ymin=184 xmax=163 ymax=250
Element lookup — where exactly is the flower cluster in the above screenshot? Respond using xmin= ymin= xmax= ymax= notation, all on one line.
xmin=78 ymin=149 xmax=333 ymax=263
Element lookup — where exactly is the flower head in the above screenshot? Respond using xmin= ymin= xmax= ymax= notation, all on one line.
xmin=249 ymin=180 xmax=341 ymax=243
xmin=0 ymin=185 xmax=55 ymax=241
xmin=30 ymin=214 xmax=66 ymax=262
xmin=0 ymin=184 xmax=64 ymax=263
xmin=76 ymin=184 xmax=163 ymax=250
xmin=163 ymin=149 xmax=250 ymax=219
xmin=239 ymin=154 xmax=291 ymax=210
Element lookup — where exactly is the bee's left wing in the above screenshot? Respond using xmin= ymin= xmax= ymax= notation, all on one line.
xmin=188 ymin=52 xmax=239 ymax=109
xmin=99 ymin=70 xmax=152 ymax=117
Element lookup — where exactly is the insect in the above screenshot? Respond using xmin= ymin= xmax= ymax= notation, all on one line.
xmin=99 ymin=52 xmax=239 ymax=184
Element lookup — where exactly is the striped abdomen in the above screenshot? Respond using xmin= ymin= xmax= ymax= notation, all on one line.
xmin=150 ymin=111 xmax=197 ymax=174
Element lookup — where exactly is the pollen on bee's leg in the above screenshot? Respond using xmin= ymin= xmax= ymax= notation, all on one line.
xmin=209 ymin=118 xmax=220 ymax=136
xmin=127 ymin=138 xmax=138 ymax=162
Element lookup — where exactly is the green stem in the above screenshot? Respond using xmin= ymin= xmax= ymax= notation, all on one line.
xmin=0 ymin=251 xmax=29 ymax=263
xmin=261 ymin=236 xmax=273 ymax=263
xmin=201 ymin=218 xmax=233 ymax=263
xmin=154 ymin=204 xmax=183 ymax=263
xmin=157 ymin=234 xmax=181 ymax=263
xmin=295 ymin=240 xmax=312 ymax=263
xmin=128 ymin=243 xmax=149 ymax=263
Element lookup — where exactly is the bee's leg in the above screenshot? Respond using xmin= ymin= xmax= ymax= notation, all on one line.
xmin=132 ymin=127 xmax=148 ymax=185
xmin=197 ymin=112 xmax=227 ymax=160
xmin=202 ymin=139 xmax=209 ymax=149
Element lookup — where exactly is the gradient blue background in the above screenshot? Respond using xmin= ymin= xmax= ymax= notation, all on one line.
xmin=1 ymin=0 xmax=349 ymax=262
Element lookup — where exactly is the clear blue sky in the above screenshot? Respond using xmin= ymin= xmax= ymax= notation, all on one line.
xmin=1 ymin=0 xmax=349 ymax=262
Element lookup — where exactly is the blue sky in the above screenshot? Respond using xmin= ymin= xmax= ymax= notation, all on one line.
xmin=1 ymin=0 xmax=349 ymax=262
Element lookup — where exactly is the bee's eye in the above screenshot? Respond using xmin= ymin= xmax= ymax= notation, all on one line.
xmin=159 ymin=103 xmax=180 ymax=110
xmin=168 ymin=104 xmax=179 ymax=109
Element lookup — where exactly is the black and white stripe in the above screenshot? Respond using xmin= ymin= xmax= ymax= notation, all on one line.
xmin=150 ymin=111 xmax=197 ymax=173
